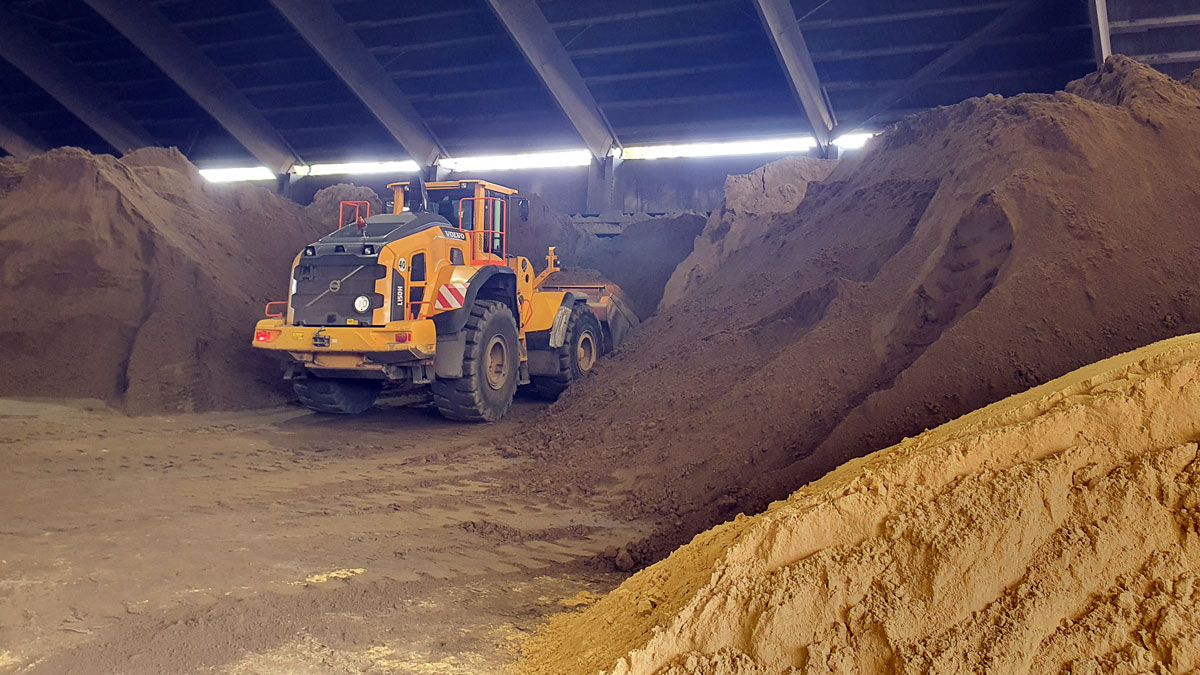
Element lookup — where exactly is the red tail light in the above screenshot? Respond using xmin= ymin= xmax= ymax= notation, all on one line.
xmin=255 ymin=329 xmax=281 ymax=343
xmin=394 ymin=332 xmax=411 ymax=343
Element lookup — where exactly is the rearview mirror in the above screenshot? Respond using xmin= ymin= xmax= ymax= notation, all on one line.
xmin=517 ymin=198 xmax=529 ymax=222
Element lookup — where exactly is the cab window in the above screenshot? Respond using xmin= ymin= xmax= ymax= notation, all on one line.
xmin=411 ymin=253 xmax=426 ymax=282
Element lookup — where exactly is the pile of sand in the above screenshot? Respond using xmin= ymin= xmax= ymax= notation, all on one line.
xmin=511 ymin=197 xmax=704 ymax=320
xmin=0 ymin=147 xmax=327 ymax=413
xmin=304 ymin=182 xmax=383 ymax=228
xmin=519 ymin=333 xmax=1200 ymax=673
xmin=515 ymin=56 xmax=1200 ymax=563
xmin=661 ymin=156 xmax=838 ymax=309
xmin=572 ymin=214 xmax=706 ymax=320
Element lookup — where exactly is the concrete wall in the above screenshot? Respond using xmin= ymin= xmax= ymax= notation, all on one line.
xmin=285 ymin=151 xmax=818 ymax=216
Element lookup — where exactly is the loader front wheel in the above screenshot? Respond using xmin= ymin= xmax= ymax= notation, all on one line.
xmin=293 ymin=377 xmax=381 ymax=415
xmin=432 ymin=299 xmax=519 ymax=422
xmin=531 ymin=303 xmax=603 ymax=400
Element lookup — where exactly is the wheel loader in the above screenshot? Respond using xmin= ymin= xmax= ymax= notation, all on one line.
xmin=250 ymin=178 xmax=638 ymax=421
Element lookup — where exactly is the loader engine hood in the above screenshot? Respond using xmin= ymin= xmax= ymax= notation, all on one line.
xmin=289 ymin=212 xmax=451 ymax=327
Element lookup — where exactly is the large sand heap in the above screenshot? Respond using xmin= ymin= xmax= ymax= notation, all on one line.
xmin=661 ymin=156 xmax=838 ymax=309
xmin=520 ymin=333 xmax=1200 ymax=673
xmin=571 ymin=214 xmax=706 ymax=320
xmin=0 ymin=147 xmax=326 ymax=413
xmin=517 ymin=57 xmax=1200 ymax=555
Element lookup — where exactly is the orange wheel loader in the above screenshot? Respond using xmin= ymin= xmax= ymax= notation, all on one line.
xmin=251 ymin=178 xmax=637 ymax=421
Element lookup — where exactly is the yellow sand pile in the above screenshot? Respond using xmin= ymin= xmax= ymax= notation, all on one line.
xmin=519 ymin=333 xmax=1200 ymax=673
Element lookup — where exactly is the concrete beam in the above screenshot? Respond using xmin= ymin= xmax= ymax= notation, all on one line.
xmin=0 ymin=6 xmax=154 ymax=154
xmin=84 ymin=0 xmax=300 ymax=174
xmin=848 ymin=0 xmax=1040 ymax=131
xmin=751 ymin=0 xmax=836 ymax=152
xmin=0 ymin=102 xmax=49 ymax=159
xmin=485 ymin=0 xmax=618 ymax=161
xmin=1132 ymin=49 xmax=1200 ymax=65
xmin=1089 ymin=0 xmax=1113 ymax=67
xmin=268 ymin=0 xmax=444 ymax=168
xmin=1111 ymin=13 xmax=1200 ymax=33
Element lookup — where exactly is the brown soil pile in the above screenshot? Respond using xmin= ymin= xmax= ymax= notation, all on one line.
xmin=304 ymin=182 xmax=383 ymax=229
xmin=661 ymin=157 xmax=838 ymax=309
xmin=0 ymin=147 xmax=327 ymax=412
xmin=572 ymin=214 xmax=706 ymax=320
xmin=507 ymin=193 xmax=584 ymax=267
xmin=516 ymin=57 xmax=1200 ymax=558
xmin=519 ymin=333 xmax=1200 ymax=674
xmin=510 ymin=196 xmax=703 ymax=320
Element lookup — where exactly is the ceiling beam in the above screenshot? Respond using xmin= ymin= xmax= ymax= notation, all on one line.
xmin=1131 ymin=49 xmax=1200 ymax=65
xmin=485 ymin=0 xmax=618 ymax=161
xmin=83 ymin=0 xmax=301 ymax=174
xmin=0 ymin=6 xmax=154 ymax=154
xmin=751 ymin=0 xmax=835 ymax=152
xmin=0 ymin=102 xmax=49 ymax=159
xmin=1089 ymin=0 xmax=1112 ymax=67
xmin=847 ymin=0 xmax=1040 ymax=131
xmin=268 ymin=0 xmax=444 ymax=168
xmin=799 ymin=2 xmax=1011 ymax=31
xmin=1110 ymin=13 xmax=1200 ymax=33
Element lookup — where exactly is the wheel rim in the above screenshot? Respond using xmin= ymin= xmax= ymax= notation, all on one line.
xmin=484 ymin=335 xmax=510 ymax=389
xmin=577 ymin=331 xmax=597 ymax=373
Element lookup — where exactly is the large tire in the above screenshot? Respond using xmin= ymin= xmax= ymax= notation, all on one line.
xmin=531 ymin=303 xmax=603 ymax=400
xmin=293 ymin=377 xmax=381 ymax=414
xmin=432 ymin=299 xmax=520 ymax=422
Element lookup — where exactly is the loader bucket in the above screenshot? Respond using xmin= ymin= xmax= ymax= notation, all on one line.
xmin=540 ymin=280 xmax=640 ymax=352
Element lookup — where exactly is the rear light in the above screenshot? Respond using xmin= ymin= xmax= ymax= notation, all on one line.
xmin=254 ymin=329 xmax=281 ymax=343
xmin=304 ymin=246 xmax=315 ymax=256
xmin=362 ymin=245 xmax=375 ymax=255
xmin=394 ymin=332 xmax=411 ymax=344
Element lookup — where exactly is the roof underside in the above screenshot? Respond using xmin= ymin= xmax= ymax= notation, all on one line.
xmin=0 ymin=0 xmax=1103 ymax=165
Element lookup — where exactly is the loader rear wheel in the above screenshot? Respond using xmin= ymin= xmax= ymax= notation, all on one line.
xmin=532 ymin=303 xmax=603 ymax=400
xmin=293 ymin=377 xmax=381 ymax=415
xmin=432 ymin=299 xmax=519 ymax=422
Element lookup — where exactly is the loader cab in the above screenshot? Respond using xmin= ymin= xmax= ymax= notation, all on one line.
xmin=387 ymin=179 xmax=517 ymax=266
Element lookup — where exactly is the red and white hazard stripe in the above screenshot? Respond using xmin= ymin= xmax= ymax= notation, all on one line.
xmin=433 ymin=282 xmax=468 ymax=311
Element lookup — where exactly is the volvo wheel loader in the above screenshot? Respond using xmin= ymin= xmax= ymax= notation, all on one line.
xmin=251 ymin=178 xmax=638 ymax=421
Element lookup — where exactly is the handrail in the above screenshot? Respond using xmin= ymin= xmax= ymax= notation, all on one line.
xmin=338 ymin=201 xmax=371 ymax=229
xmin=264 ymin=301 xmax=288 ymax=318
xmin=456 ymin=196 xmax=507 ymax=265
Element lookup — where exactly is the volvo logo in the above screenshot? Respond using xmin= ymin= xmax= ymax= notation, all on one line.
xmin=328 ymin=279 xmax=342 ymax=293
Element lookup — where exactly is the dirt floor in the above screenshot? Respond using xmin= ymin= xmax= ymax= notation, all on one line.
xmin=0 ymin=395 xmax=650 ymax=674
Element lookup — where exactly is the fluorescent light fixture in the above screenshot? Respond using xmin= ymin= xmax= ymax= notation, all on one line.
xmin=620 ymin=137 xmax=817 ymax=161
xmin=294 ymin=160 xmax=421 ymax=176
xmin=834 ymin=133 xmax=875 ymax=150
xmin=198 ymin=166 xmax=276 ymax=182
xmin=438 ymin=149 xmax=591 ymax=172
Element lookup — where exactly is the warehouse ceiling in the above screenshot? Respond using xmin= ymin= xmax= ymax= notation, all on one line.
xmin=0 ymin=0 xmax=1119 ymax=166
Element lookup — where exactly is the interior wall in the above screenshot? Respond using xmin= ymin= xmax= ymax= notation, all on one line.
xmin=284 ymin=151 xmax=817 ymax=216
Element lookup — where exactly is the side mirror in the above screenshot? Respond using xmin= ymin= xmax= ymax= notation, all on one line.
xmin=517 ymin=198 xmax=530 ymax=222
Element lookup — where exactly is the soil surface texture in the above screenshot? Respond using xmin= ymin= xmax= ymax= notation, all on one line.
xmin=0 ymin=396 xmax=650 ymax=674
xmin=515 ymin=57 xmax=1200 ymax=567
xmin=518 ymin=332 xmax=1200 ymax=674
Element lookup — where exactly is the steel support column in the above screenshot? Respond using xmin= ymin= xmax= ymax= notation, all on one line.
xmin=486 ymin=0 xmax=618 ymax=162
xmin=0 ymin=103 xmax=48 ymax=159
xmin=1089 ymin=0 xmax=1112 ymax=67
xmin=751 ymin=0 xmax=836 ymax=154
xmin=85 ymin=0 xmax=301 ymax=173
xmin=269 ymin=0 xmax=444 ymax=169
xmin=0 ymin=6 xmax=154 ymax=154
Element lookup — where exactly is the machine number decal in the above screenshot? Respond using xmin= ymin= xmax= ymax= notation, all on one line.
xmin=396 ymin=258 xmax=406 ymax=272
xmin=440 ymin=227 xmax=467 ymax=241
xmin=433 ymin=282 xmax=469 ymax=311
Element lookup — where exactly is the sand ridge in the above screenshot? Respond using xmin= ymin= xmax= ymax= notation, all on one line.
xmin=513 ymin=57 xmax=1200 ymax=567
xmin=518 ymin=331 xmax=1200 ymax=674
